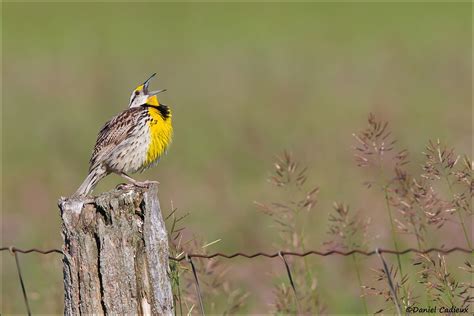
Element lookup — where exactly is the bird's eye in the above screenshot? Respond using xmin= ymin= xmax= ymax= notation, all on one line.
xmin=134 ymin=90 xmax=140 ymax=95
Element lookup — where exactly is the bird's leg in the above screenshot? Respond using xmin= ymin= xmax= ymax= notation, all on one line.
xmin=118 ymin=172 xmax=159 ymax=188
xmin=119 ymin=172 xmax=139 ymax=184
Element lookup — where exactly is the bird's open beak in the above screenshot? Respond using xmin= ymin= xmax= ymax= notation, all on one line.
xmin=149 ymin=89 xmax=167 ymax=95
xmin=143 ymin=73 xmax=157 ymax=93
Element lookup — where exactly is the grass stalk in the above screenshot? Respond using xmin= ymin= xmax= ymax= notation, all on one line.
xmin=351 ymin=254 xmax=368 ymax=314
xmin=300 ymin=225 xmax=319 ymax=315
xmin=444 ymin=177 xmax=472 ymax=249
xmin=383 ymin=188 xmax=403 ymax=274
xmin=383 ymin=188 xmax=409 ymax=304
xmin=176 ymin=271 xmax=183 ymax=316
xmin=374 ymin=149 xmax=407 ymax=300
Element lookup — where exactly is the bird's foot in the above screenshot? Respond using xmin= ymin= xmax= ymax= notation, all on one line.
xmin=116 ymin=180 xmax=159 ymax=190
xmin=118 ymin=172 xmax=159 ymax=189
xmin=132 ymin=180 xmax=160 ymax=188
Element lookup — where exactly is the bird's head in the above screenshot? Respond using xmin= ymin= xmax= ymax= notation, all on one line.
xmin=128 ymin=73 xmax=167 ymax=108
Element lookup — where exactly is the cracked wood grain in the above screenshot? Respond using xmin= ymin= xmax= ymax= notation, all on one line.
xmin=59 ymin=184 xmax=173 ymax=315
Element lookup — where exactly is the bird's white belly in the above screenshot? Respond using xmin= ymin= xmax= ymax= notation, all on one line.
xmin=105 ymin=127 xmax=151 ymax=174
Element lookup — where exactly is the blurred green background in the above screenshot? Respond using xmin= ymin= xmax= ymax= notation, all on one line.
xmin=1 ymin=2 xmax=471 ymax=314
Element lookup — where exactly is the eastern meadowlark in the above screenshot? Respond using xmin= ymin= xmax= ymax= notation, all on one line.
xmin=73 ymin=73 xmax=172 ymax=196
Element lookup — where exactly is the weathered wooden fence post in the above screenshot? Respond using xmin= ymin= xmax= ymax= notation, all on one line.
xmin=58 ymin=184 xmax=174 ymax=315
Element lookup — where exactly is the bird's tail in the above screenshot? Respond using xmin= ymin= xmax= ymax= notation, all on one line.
xmin=72 ymin=167 xmax=107 ymax=197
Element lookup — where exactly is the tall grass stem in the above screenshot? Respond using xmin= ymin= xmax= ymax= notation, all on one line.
xmin=383 ymin=188 xmax=409 ymax=304
xmin=351 ymin=254 xmax=368 ymax=314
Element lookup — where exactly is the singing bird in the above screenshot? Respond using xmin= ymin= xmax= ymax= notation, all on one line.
xmin=74 ymin=73 xmax=172 ymax=196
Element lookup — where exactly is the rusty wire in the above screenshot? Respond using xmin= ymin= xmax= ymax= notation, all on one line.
xmin=0 ymin=246 xmax=63 ymax=254
xmin=1 ymin=246 xmax=472 ymax=259
xmin=170 ymin=247 xmax=472 ymax=260
xmin=2 ymin=245 xmax=472 ymax=315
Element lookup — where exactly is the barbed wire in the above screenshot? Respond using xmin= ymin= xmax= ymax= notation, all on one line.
xmin=3 ymin=245 xmax=472 ymax=315
xmin=2 ymin=246 xmax=472 ymax=259
xmin=0 ymin=246 xmax=63 ymax=255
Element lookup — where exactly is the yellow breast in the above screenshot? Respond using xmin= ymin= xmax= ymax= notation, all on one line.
xmin=146 ymin=106 xmax=173 ymax=166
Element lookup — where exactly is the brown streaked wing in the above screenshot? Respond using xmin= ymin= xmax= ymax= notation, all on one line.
xmin=89 ymin=108 xmax=142 ymax=171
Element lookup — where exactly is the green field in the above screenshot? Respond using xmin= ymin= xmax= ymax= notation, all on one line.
xmin=2 ymin=2 xmax=471 ymax=314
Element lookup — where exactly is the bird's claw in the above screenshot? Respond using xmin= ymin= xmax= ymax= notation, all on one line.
xmin=133 ymin=180 xmax=160 ymax=188
xmin=116 ymin=180 xmax=159 ymax=190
